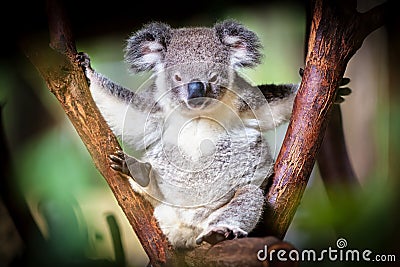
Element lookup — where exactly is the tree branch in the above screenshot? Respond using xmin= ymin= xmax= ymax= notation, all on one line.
xmin=185 ymin=237 xmax=298 ymax=267
xmin=23 ymin=0 xmax=175 ymax=266
xmin=263 ymin=0 xmax=387 ymax=239
xmin=300 ymin=1 xmax=359 ymax=192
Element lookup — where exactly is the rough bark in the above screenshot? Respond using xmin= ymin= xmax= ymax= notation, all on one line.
xmin=185 ymin=237 xmax=298 ymax=267
xmin=303 ymin=0 xmax=360 ymax=192
xmin=263 ymin=0 xmax=386 ymax=239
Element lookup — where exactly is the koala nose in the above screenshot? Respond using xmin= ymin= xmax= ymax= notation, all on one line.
xmin=187 ymin=81 xmax=206 ymax=99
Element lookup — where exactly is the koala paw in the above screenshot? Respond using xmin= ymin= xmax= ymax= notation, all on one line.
xmin=196 ymin=226 xmax=248 ymax=245
xmin=298 ymin=67 xmax=351 ymax=104
xmin=109 ymin=149 xmax=131 ymax=178
xmin=76 ymin=52 xmax=92 ymax=70
xmin=109 ymin=149 xmax=153 ymax=187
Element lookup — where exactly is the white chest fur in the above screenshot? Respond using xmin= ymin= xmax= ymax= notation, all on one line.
xmin=178 ymin=118 xmax=222 ymax=160
xmin=163 ymin=116 xmax=223 ymax=161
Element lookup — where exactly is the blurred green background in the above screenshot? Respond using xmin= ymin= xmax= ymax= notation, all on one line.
xmin=0 ymin=0 xmax=398 ymax=266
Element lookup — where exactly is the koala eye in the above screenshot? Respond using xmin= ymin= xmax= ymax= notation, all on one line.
xmin=208 ymin=73 xmax=218 ymax=83
xmin=174 ymin=74 xmax=182 ymax=82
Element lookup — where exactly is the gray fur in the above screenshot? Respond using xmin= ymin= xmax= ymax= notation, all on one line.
xmin=125 ymin=22 xmax=172 ymax=73
xmin=77 ymin=20 xmax=297 ymax=248
xmin=214 ymin=20 xmax=263 ymax=68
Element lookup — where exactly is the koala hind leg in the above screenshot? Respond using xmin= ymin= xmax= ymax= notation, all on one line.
xmin=196 ymin=184 xmax=264 ymax=245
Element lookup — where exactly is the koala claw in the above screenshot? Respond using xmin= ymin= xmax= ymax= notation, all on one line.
xmin=76 ymin=52 xmax=92 ymax=70
xmin=299 ymin=67 xmax=304 ymax=77
xmin=109 ymin=150 xmax=131 ymax=177
xmin=196 ymin=226 xmax=247 ymax=245
xmin=109 ymin=149 xmax=152 ymax=187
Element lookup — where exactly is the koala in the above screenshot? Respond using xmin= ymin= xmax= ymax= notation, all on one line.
xmin=77 ymin=20 xmax=300 ymax=248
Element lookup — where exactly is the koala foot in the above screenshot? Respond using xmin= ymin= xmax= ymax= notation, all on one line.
xmin=196 ymin=226 xmax=247 ymax=245
xmin=109 ymin=149 xmax=131 ymax=178
xmin=76 ymin=52 xmax=92 ymax=70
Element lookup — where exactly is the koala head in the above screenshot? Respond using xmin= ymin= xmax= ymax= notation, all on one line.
xmin=124 ymin=20 xmax=262 ymax=114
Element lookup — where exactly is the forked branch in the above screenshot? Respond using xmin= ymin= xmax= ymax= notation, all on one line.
xmin=263 ymin=0 xmax=386 ymax=239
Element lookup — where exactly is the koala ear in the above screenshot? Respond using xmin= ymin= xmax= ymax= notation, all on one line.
xmin=124 ymin=22 xmax=172 ymax=73
xmin=214 ymin=20 xmax=262 ymax=68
